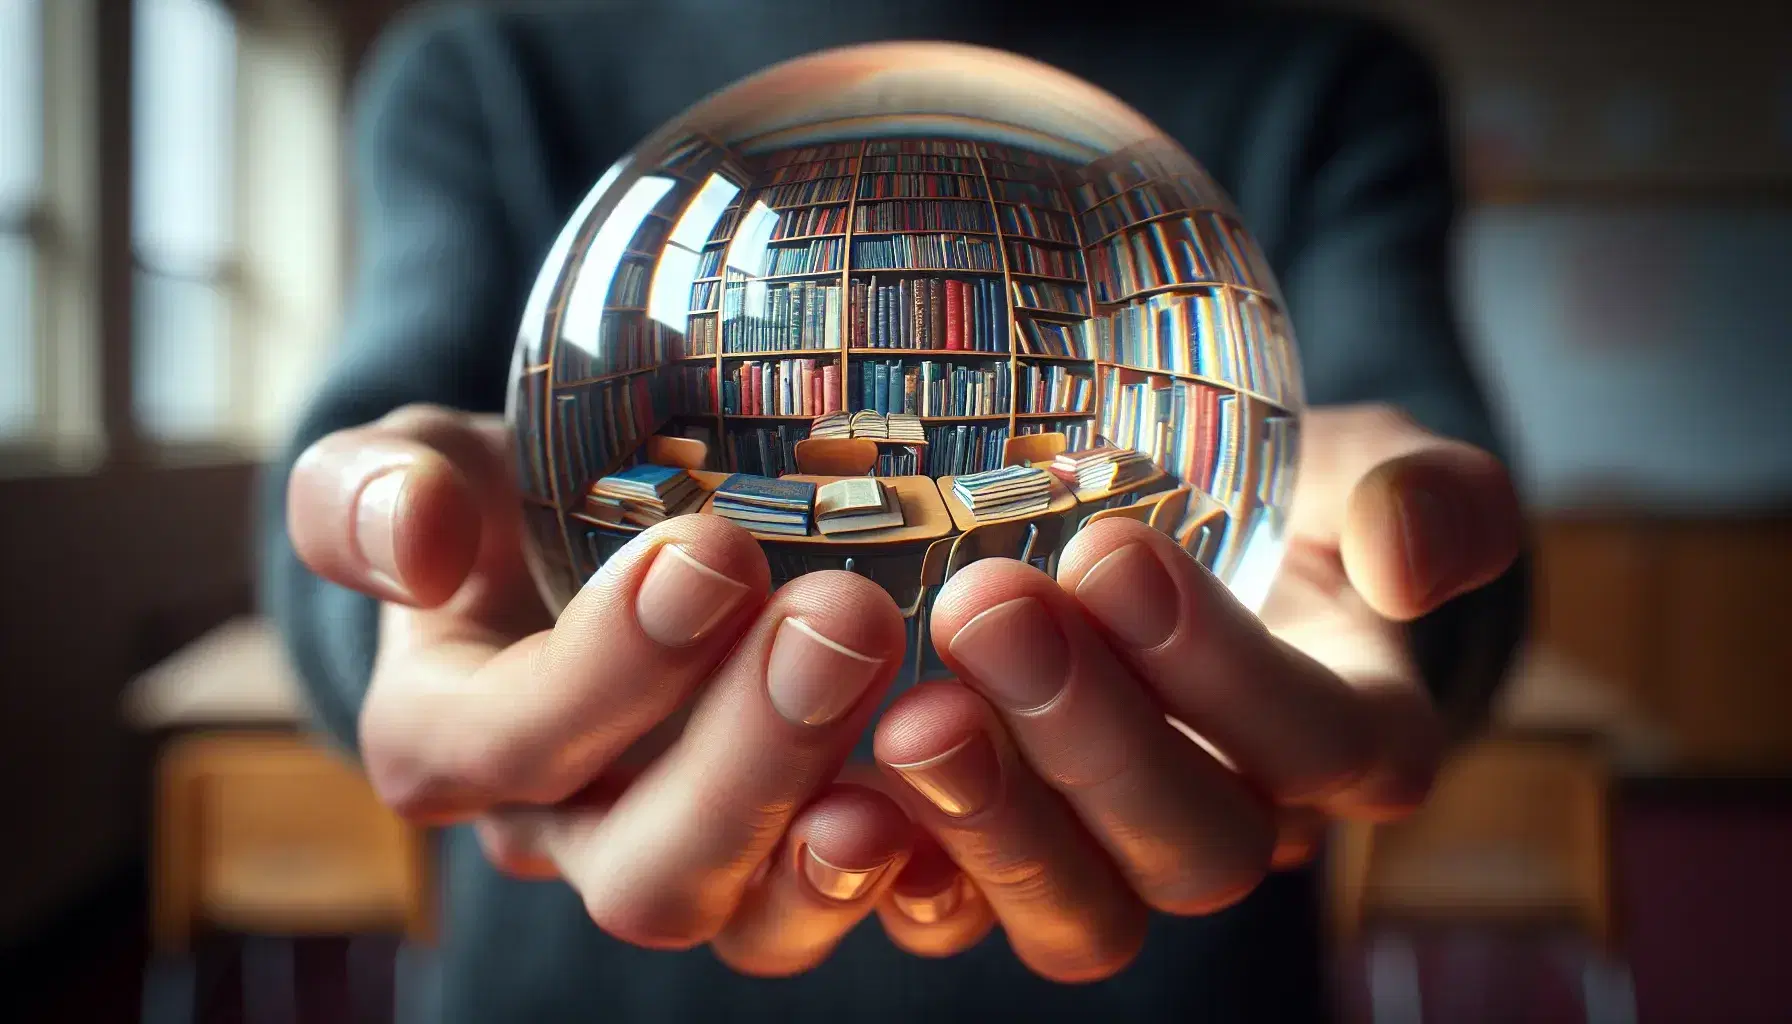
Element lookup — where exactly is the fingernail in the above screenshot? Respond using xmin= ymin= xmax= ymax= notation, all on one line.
xmin=892 ymin=877 xmax=965 ymax=924
xmin=801 ymin=846 xmax=893 ymax=902
xmin=766 ymin=618 xmax=884 ymax=726
xmin=634 ymin=544 xmax=751 ymax=647
xmin=355 ymin=469 xmax=406 ymax=590
xmin=886 ymin=733 xmax=1001 ymax=818
xmin=1074 ymin=543 xmax=1181 ymax=649
xmin=1398 ymin=486 xmax=1467 ymax=604
xmin=947 ymin=597 xmax=1069 ymax=710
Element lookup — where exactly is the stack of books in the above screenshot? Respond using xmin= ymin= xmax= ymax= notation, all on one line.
xmin=814 ymin=477 xmax=904 ymax=536
xmin=1048 ymin=444 xmax=1154 ymax=493
xmin=809 ymin=411 xmax=851 ymax=439
xmin=952 ymin=465 xmax=1053 ymax=521
xmin=587 ymin=464 xmax=701 ymax=527
xmin=887 ymin=413 xmax=926 ymax=444
xmin=848 ymin=409 xmax=888 ymax=439
xmin=712 ymin=474 xmax=817 ymax=536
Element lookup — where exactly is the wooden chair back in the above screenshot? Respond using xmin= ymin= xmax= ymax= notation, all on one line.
xmin=793 ymin=437 xmax=879 ymax=476
xmin=1083 ymin=490 xmax=1167 ymax=528
xmin=645 ymin=434 xmax=709 ymax=471
xmin=1147 ymin=486 xmax=1192 ymax=534
xmin=1002 ymin=431 xmax=1069 ymax=468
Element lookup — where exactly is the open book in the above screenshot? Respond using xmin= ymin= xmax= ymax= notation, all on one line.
xmin=814 ymin=477 xmax=904 ymax=536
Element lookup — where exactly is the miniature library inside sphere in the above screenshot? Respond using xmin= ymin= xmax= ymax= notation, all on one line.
xmin=507 ymin=42 xmax=1304 ymax=629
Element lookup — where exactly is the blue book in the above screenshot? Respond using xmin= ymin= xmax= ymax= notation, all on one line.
xmin=715 ymin=473 xmax=816 ymax=512
xmin=610 ymin=462 xmax=686 ymax=490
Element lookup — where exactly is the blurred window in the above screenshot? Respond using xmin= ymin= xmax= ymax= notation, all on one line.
xmin=131 ymin=0 xmax=236 ymax=441
xmin=0 ymin=0 xmax=43 ymax=438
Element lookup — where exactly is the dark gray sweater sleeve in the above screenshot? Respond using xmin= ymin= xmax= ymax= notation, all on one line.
xmin=257 ymin=11 xmax=519 ymax=752
xmin=1271 ymin=27 xmax=1529 ymax=734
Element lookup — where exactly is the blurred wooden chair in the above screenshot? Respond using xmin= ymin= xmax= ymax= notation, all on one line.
xmin=793 ymin=437 xmax=878 ymax=476
xmin=646 ymin=433 xmax=709 ymax=471
xmin=1147 ymin=486 xmax=1191 ymax=534
xmin=1002 ymin=431 xmax=1068 ymax=467
xmin=1331 ymin=731 xmax=1633 ymax=1024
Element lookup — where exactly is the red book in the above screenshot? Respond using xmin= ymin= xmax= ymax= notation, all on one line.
xmin=945 ymin=280 xmax=964 ymax=350
xmin=961 ymin=280 xmax=976 ymax=351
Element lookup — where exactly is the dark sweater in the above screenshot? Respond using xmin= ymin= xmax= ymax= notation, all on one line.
xmin=258 ymin=2 xmax=1527 ymax=1020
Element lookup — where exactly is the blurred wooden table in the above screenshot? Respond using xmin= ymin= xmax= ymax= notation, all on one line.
xmin=126 ymin=617 xmax=434 ymax=1023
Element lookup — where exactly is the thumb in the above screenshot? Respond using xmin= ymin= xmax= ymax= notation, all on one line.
xmin=1284 ymin=405 xmax=1521 ymax=621
xmin=288 ymin=405 xmax=525 ymax=618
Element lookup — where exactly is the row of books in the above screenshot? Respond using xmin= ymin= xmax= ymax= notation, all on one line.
xmin=1098 ymin=376 xmax=1246 ymax=506
xmin=922 ymin=423 xmax=1011 ymax=477
xmin=550 ymin=372 xmax=668 ymax=504
xmin=855 ymin=358 xmax=1010 ymax=419
xmin=754 ymin=176 xmax=854 ymax=207
xmin=851 ymin=234 xmax=1001 ymax=272
xmin=1077 ymin=180 xmax=1215 ymax=241
xmin=857 ymin=173 xmax=988 ymax=200
xmin=852 ymin=275 xmax=1007 ymax=353
xmin=1093 ymin=289 xmax=1238 ymax=384
xmin=1016 ymin=318 xmax=1091 ymax=359
xmin=610 ymin=259 xmax=650 ymax=307
xmin=764 ymin=158 xmax=854 ymax=184
xmin=1016 ymin=364 xmax=1094 ymax=416
xmin=770 ymin=204 xmax=849 ymax=238
xmin=953 ymin=465 xmax=1053 ymax=520
xmin=1089 ymin=216 xmax=1219 ymax=304
xmin=1011 ymin=279 xmax=1088 ymax=317
xmin=726 ymin=423 xmax=805 ymax=478
xmin=1020 ymin=418 xmax=1092 ymax=453
xmin=719 ymin=280 xmax=843 ymax=352
xmin=999 ymin=205 xmax=1077 ymax=244
xmin=763 ymin=142 xmax=856 ymax=166
xmin=1234 ymin=295 xmax=1299 ymax=405
xmin=1007 ymin=241 xmax=1084 ymax=280
xmin=755 ymin=238 xmax=845 ymax=277
xmin=719 ymin=358 xmax=843 ymax=418
xmin=1255 ymin=416 xmax=1297 ymax=510
xmin=855 ymin=200 xmax=993 ymax=234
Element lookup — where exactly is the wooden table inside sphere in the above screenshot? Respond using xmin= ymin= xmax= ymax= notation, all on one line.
xmin=1031 ymin=460 xmax=1170 ymax=507
xmin=697 ymin=473 xmax=955 ymax=547
xmin=937 ymin=473 xmax=1079 ymax=532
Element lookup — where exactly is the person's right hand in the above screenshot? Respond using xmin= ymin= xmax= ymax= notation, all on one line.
xmin=287 ymin=404 xmax=918 ymax=976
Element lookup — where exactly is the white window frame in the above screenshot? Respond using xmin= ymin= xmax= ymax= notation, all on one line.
xmin=0 ymin=0 xmax=346 ymax=477
xmin=0 ymin=0 xmax=103 ymax=475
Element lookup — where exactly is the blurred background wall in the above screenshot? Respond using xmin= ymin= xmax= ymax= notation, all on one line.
xmin=0 ymin=0 xmax=1787 ymax=1019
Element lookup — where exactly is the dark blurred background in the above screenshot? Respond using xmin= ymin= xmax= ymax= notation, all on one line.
xmin=1 ymin=1 xmax=1787 ymax=1021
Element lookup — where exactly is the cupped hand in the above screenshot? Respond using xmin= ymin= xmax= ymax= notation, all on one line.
xmin=287 ymin=404 xmax=916 ymax=977
xmin=870 ymin=404 xmax=1523 ymax=982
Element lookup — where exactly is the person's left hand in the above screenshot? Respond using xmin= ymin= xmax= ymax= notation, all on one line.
xmin=869 ymin=403 xmax=1523 ymax=981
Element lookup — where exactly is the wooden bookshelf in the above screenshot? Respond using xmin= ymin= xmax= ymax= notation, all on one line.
xmin=523 ymin=127 xmax=1305 ymax=583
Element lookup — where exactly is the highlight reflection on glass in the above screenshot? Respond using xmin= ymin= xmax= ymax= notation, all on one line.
xmin=507 ymin=42 xmax=1304 ymax=634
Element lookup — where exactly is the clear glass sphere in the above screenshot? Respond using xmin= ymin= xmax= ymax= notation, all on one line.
xmin=507 ymin=41 xmax=1303 ymax=631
